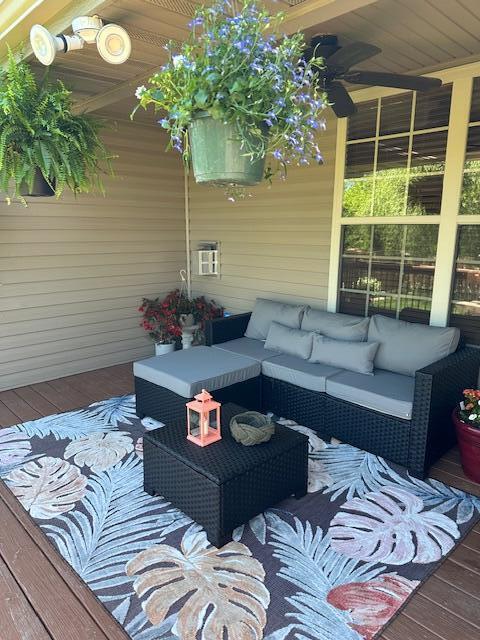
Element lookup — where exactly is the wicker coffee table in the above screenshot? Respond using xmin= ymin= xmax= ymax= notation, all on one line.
xmin=143 ymin=403 xmax=308 ymax=547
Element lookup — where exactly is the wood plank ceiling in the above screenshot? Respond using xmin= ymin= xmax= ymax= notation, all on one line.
xmin=26 ymin=0 xmax=480 ymax=115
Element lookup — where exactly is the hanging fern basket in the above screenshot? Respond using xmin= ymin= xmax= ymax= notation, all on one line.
xmin=19 ymin=168 xmax=55 ymax=197
xmin=188 ymin=112 xmax=267 ymax=186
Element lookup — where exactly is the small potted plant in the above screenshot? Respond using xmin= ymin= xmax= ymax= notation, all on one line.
xmin=138 ymin=297 xmax=177 ymax=355
xmin=0 ymin=50 xmax=113 ymax=204
xmin=453 ymin=389 xmax=480 ymax=483
xmin=139 ymin=291 xmax=223 ymax=352
xmin=133 ymin=0 xmax=326 ymax=197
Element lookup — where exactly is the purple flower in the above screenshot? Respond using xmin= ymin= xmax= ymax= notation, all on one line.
xmin=273 ymin=149 xmax=283 ymax=160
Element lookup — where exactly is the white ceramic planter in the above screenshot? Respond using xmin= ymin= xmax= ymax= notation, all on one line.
xmin=154 ymin=342 xmax=175 ymax=356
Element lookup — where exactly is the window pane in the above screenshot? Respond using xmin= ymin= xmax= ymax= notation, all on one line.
xmin=401 ymin=261 xmax=435 ymax=298
xmin=370 ymin=259 xmax=401 ymax=293
xmin=368 ymin=294 xmax=398 ymax=317
xmin=414 ymin=84 xmax=452 ymax=130
xmin=373 ymin=225 xmax=403 ymax=257
xmin=348 ymin=99 xmax=378 ymax=140
xmin=410 ymin=131 xmax=447 ymax=171
xmin=340 ymin=257 xmax=369 ymax=290
xmin=343 ymin=179 xmax=373 ymax=217
xmin=469 ymin=77 xmax=480 ymax=123
xmin=373 ymin=137 xmax=409 ymax=216
xmin=450 ymin=225 xmax=480 ymax=344
xmin=460 ymin=126 xmax=480 ymax=215
xmin=379 ymin=93 xmax=412 ymax=136
xmin=407 ymin=174 xmax=444 ymax=215
xmin=343 ymin=225 xmax=371 ymax=254
xmin=345 ymin=142 xmax=375 ymax=178
xmin=339 ymin=224 xmax=437 ymax=321
xmin=339 ymin=291 xmax=367 ymax=316
xmin=405 ymin=225 xmax=439 ymax=258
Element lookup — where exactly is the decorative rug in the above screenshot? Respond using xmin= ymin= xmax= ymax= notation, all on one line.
xmin=1 ymin=395 xmax=479 ymax=640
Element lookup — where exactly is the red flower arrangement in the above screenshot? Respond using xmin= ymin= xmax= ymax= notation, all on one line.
xmin=138 ymin=289 xmax=223 ymax=346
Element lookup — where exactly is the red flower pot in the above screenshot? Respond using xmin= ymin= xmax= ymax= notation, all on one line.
xmin=452 ymin=409 xmax=480 ymax=484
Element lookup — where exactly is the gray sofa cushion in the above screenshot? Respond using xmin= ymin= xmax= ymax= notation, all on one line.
xmin=212 ymin=337 xmax=278 ymax=362
xmin=309 ymin=334 xmax=379 ymax=375
xmin=264 ymin=322 xmax=314 ymax=360
xmin=301 ymin=307 xmax=370 ymax=342
xmin=245 ymin=298 xmax=305 ymax=340
xmin=368 ymin=314 xmax=461 ymax=377
xmin=326 ymin=368 xmax=415 ymax=420
xmin=262 ymin=354 xmax=343 ymax=393
xmin=133 ymin=346 xmax=260 ymax=398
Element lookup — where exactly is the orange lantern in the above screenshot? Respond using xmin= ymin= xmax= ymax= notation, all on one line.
xmin=186 ymin=389 xmax=222 ymax=447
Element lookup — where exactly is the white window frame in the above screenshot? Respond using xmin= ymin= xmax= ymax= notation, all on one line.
xmin=327 ymin=61 xmax=480 ymax=329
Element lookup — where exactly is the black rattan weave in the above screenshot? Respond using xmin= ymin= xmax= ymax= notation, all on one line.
xmin=205 ymin=313 xmax=252 ymax=346
xmin=143 ymin=403 xmax=308 ymax=547
xmin=205 ymin=315 xmax=480 ymax=479
xmin=135 ymin=375 xmax=262 ymax=424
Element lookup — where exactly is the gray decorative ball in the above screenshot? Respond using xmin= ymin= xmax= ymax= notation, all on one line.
xmin=230 ymin=411 xmax=275 ymax=446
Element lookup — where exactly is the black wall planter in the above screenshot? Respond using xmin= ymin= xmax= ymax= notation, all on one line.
xmin=20 ymin=169 xmax=56 ymax=197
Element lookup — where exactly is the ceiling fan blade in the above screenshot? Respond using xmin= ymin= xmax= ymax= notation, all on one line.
xmin=344 ymin=70 xmax=442 ymax=92
xmin=327 ymin=81 xmax=357 ymax=118
xmin=326 ymin=42 xmax=381 ymax=71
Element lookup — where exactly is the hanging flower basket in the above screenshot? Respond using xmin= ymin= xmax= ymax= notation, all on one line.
xmin=133 ymin=0 xmax=326 ymax=198
xmin=189 ymin=112 xmax=267 ymax=185
xmin=20 ymin=168 xmax=55 ymax=197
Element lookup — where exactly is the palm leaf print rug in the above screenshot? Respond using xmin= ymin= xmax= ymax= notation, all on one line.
xmin=1 ymin=394 xmax=479 ymax=640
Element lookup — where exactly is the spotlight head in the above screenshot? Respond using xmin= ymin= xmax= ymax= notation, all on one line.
xmin=30 ymin=24 xmax=64 ymax=66
xmin=96 ymin=24 xmax=131 ymax=65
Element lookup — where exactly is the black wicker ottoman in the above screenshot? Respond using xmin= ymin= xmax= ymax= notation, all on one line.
xmin=143 ymin=403 xmax=309 ymax=547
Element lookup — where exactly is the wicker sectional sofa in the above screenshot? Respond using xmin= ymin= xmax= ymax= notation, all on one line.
xmin=201 ymin=300 xmax=480 ymax=479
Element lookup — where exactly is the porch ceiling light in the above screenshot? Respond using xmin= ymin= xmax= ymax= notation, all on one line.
xmin=30 ymin=15 xmax=131 ymax=66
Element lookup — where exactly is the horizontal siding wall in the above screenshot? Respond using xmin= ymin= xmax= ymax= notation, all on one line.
xmin=189 ymin=115 xmax=337 ymax=313
xmin=0 ymin=119 xmax=185 ymax=391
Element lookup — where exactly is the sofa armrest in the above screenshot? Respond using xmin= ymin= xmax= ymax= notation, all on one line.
xmin=205 ymin=313 xmax=252 ymax=346
xmin=409 ymin=347 xmax=480 ymax=476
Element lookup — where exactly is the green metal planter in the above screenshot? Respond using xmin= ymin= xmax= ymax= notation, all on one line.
xmin=188 ymin=112 xmax=267 ymax=186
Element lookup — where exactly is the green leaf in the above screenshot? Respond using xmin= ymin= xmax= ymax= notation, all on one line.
xmin=194 ymin=89 xmax=209 ymax=108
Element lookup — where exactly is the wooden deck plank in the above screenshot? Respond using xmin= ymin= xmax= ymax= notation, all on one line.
xmin=0 ymin=483 xmax=129 ymax=640
xmin=380 ymin=612 xmax=441 ymax=640
xmin=0 ymin=555 xmax=52 ymax=640
xmin=433 ymin=558 xmax=480 ymax=600
xmin=0 ymin=390 xmax=42 ymax=423
xmin=0 ymin=400 xmax=21 ymax=428
xmin=31 ymin=381 xmax=84 ymax=413
xmin=417 ymin=575 xmax=480 ymax=628
xmin=13 ymin=386 xmax=60 ymax=418
xmin=401 ymin=594 xmax=480 ymax=640
xmin=0 ymin=493 xmax=111 ymax=640
xmin=429 ymin=467 xmax=480 ymax=496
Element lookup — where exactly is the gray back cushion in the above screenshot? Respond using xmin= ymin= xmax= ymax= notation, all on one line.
xmin=264 ymin=322 xmax=314 ymax=360
xmin=309 ymin=334 xmax=379 ymax=375
xmin=301 ymin=308 xmax=369 ymax=342
xmin=245 ymin=298 xmax=305 ymax=340
xmin=368 ymin=314 xmax=461 ymax=376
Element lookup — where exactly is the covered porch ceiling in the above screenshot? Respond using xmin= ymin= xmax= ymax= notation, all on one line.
xmin=2 ymin=0 xmax=480 ymax=117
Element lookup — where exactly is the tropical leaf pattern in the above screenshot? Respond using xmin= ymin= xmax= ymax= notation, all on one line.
xmin=64 ymin=431 xmax=134 ymax=472
xmin=126 ymin=526 xmax=270 ymax=639
xmin=0 ymin=427 xmax=31 ymax=465
xmin=18 ymin=410 xmax=116 ymax=440
xmin=329 ymin=486 xmax=460 ymax=564
xmin=1 ymin=403 xmax=478 ymax=640
xmin=83 ymin=395 xmax=137 ymax=427
xmin=326 ymin=573 xmax=419 ymax=640
xmin=6 ymin=456 xmax=87 ymax=518
xmin=43 ymin=454 xmax=187 ymax=602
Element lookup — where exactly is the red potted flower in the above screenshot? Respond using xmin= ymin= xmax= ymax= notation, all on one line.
xmin=453 ymin=388 xmax=480 ymax=483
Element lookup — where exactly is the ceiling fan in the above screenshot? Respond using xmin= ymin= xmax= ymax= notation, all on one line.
xmin=303 ymin=35 xmax=442 ymax=118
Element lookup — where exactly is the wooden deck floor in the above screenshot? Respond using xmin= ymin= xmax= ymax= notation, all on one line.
xmin=0 ymin=363 xmax=479 ymax=640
